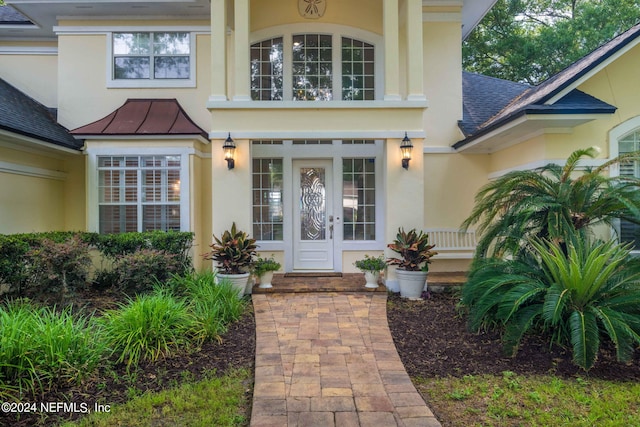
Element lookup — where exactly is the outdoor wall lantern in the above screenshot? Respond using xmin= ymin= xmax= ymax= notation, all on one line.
xmin=223 ymin=133 xmax=236 ymax=170
xmin=401 ymin=132 xmax=413 ymax=170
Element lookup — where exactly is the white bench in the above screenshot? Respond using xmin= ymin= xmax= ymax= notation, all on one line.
xmin=424 ymin=228 xmax=477 ymax=259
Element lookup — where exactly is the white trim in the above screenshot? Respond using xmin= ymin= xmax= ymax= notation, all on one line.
xmin=0 ymin=160 xmax=67 ymax=180
xmin=0 ymin=130 xmax=81 ymax=157
xmin=207 ymin=100 xmax=428 ymax=109
xmin=211 ymin=131 xmax=426 ymax=140
xmin=457 ymin=114 xmax=602 ymax=153
xmin=0 ymin=46 xmax=58 ymax=55
xmin=85 ymin=146 xmax=193 ymax=233
xmin=488 ymin=158 xmax=608 ymax=180
xmin=105 ymin=30 xmax=198 ymax=89
xmin=54 ymin=25 xmax=210 ymax=35
xmin=79 ymin=134 xmax=210 ymax=144
xmin=251 ymin=140 xmax=386 ymax=272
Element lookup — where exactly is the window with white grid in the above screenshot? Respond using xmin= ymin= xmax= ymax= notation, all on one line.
xmin=252 ymin=158 xmax=284 ymax=240
xmin=251 ymin=37 xmax=284 ymax=100
xmin=98 ymin=155 xmax=181 ymax=233
xmin=341 ymin=37 xmax=375 ymax=101
xmin=343 ymin=158 xmax=376 ymax=241
xmin=292 ymin=34 xmax=333 ymax=101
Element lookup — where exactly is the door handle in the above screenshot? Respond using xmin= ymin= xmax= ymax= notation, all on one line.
xmin=329 ymin=224 xmax=334 ymax=239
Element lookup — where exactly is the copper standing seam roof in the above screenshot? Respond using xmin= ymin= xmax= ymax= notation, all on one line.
xmin=70 ymin=98 xmax=208 ymax=139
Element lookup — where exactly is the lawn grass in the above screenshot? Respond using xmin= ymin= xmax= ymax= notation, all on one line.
xmin=414 ymin=371 xmax=640 ymax=426
xmin=60 ymin=368 xmax=252 ymax=427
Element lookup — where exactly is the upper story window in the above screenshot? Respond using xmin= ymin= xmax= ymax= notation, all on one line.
xmin=109 ymin=32 xmax=195 ymax=88
xmin=251 ymin=32 xmax=376 ymax=101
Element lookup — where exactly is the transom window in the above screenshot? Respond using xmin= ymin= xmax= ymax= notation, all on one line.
xmin=250 ymin=33 xmax=376 ymax=101
xmin=113 ymin=32 xmax=190 ymax=79
xmin=98 ymin=155 xmax=181 ymax=233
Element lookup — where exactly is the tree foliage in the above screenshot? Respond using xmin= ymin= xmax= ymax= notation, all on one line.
xmin=464 ymin=0 xmax=640 ymax=84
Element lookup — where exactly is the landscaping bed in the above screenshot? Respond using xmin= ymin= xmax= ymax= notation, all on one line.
xmin=0 ymin=288 xmax=256 ymax=427
xmin=3 ymin=289 xmax=639 ymax=426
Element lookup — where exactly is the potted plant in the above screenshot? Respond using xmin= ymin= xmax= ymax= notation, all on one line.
xmin=387 ymin=227 xmax=437 ymax=299
xmin=203 ymin=222 xmax=257 ymax=297
xmin=354 ymin=254 xmax=387 ymax=288
xmin=252 ymin=255 xmax=281 ymax=288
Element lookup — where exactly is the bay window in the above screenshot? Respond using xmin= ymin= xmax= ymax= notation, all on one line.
xmin=98 ymin=155 xmax=181 ymax=233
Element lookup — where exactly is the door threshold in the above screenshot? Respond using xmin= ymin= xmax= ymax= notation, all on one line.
xmin=284 ymin=272 xmax=343 ymax=278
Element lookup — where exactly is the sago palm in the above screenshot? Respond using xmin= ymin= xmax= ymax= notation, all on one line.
xmin=463 ymin=235 xmax=640 ymax=371
xmin=461 ymin=147 xmax=640 ymax=258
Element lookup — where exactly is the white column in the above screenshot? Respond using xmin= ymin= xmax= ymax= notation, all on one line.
xmin=210 ymin=0 xmax=227 ymax=101
xmin=233 ymin=0 xmax=251 ymax=101
xmin=406 ymin=0 xmax=425 ymax=101
xmin=383 ymin=0 xmax=401 ymax=101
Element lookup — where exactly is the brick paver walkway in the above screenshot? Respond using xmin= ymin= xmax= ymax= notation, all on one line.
xmin=250 ymin=293 xmax=441 ymax=427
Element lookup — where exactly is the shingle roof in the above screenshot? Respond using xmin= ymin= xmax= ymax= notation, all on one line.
xmin=457 ymin=21 xmax=640 ymax=148
xmin=0 ymin=78 xmax=82 ymax=150
xmin=70 ymin=99 xmax=208 ymax=139
xmin=0 ymin=5 xmax=31 ymax=25
xmin=459 ymin=72 xmax=530 ymax=136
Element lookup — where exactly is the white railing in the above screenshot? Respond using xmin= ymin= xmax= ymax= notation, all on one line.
xmin=424 ymin=228 xmax=477 ymax=259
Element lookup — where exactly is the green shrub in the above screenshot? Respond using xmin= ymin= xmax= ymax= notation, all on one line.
xmin=169 ymin=271 xmax=246 ymax=342
xmin=463 ymin=235 xmax=640 ymax=371
xmin=110 ymin=249 xmax=183 ymax=294
xmin=0 ymin=231 xmax=194 ymax=296
xmin=0 ymin=236 xmax=30 ymax=295
xmin=26 ymin=236 xmax=92 ymax=299
xmin=0 ymin=300 xmax=104 ymax=398
xmin=100 ymin=291 xmax=193 ymax=369
xmin=96 ymin=231 xmax=194 ymax=274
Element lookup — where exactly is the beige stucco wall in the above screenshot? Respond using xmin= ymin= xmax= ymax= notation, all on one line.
xmin=210 ymin=138 xmax=253 ymax=237
xmin=56 ymin=31 xmax=211 ymax=131
xmin=423 ymin=21 xmax=464 ymax=148
xmin=193 ymin=152 xmax=213 ymax=271
xmin=0 ymin=42 xmax=58 ymax=108
xmin=0 ymin=145 xmax=83 ymax=234
xmin=250 ymin=0 xmax=382 ymax=34
xmin=0 ymin=172 xmax=65 ymax=233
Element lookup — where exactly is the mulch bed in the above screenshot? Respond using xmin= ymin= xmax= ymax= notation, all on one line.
xmin=3 ymin=289 xmax=639 ymax=426
xmin=0 ymin=292 xmax=256 ymax=427
xmin=386 ymin=291 xmax=640 ymax=381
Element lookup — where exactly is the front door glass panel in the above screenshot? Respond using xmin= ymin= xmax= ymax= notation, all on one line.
xmin=300 ymin=167 xmax=326 ymax=240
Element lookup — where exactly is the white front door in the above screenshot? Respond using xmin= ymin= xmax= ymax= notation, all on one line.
xmin=293 ymin=159 xmax=334 ymax=270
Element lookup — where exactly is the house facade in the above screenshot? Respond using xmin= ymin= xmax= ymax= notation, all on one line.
xmin=2 ymin=0 xmax=639 ymax=285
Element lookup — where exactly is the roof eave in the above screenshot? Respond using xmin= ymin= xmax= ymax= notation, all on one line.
xmin=454 ymin=110 xmax=615 ymax=153
xmin=0 ymin=128 xmax=83 ymax=154
xmin=74 ymin=133 xmax=210 ymax=145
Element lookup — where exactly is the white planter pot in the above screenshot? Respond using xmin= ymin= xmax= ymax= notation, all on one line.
xmin=216 ymin=272 xmax=250 ymax=298
xmin=258 ymin=271 xmax=275 ymax=288
xmin=363 ymin=271 xmax=380 ymax=288
xmin=396 ymin=269 xmax=428 ymax=299
xmin=245 ymin=276 xmax=255 ymax=295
